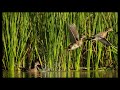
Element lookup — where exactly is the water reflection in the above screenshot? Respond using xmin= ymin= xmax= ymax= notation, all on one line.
xmin=2 ymin=69 xmax=118 ymax=78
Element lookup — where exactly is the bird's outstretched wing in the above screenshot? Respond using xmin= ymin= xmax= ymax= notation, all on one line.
xmin=69 ymin=24 xmax=79 ymax=43
xmin=98 ymin=38 xmax=111 ymax=46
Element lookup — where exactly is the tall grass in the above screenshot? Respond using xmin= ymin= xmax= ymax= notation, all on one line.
xmin=2 ymin=12 xmax=118 ymax=73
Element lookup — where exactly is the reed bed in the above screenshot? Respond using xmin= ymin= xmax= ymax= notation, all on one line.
xmin=2 ymin=12 xmax=118 ymax=74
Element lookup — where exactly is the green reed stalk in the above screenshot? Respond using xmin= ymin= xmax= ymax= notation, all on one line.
xmin=2 ymin=12 xmax=118 ymax=74
xmin=95 ymin=14 xmax=103 ymax=70
xmin=87 ymin=13 xmax=93 ymax=71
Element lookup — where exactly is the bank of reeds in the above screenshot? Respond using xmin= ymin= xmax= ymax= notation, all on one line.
xmin=2 ymin=12 xmax=118 ymax=73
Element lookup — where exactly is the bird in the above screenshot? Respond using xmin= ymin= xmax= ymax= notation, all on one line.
xmin=67 ymin=24 xmax=86 ymax=51
xmin=19 ymin=61 xmax=41 ymax=73
xmin=87 ymin=28 xmax=113 ymax=46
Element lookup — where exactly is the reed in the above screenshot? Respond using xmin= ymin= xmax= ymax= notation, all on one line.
xmin=2 ymin=12 xmax=118 ymax=74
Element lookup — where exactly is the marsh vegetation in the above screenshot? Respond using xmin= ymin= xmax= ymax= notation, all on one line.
xmin=2 ymin=12 xmax=118 ymax=78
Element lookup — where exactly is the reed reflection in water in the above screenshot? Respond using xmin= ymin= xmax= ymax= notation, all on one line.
xmin=2 ymin=70 xmax=118 ymax=78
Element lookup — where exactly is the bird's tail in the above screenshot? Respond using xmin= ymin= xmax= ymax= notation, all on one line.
xmin=85 ymin=37 xmax=95 ymax=40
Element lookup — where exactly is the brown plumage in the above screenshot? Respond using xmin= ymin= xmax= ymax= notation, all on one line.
xmin=94 ymin=28 xmax=113 ymax=38
xmin=87 ymin=28 xmax=113 ymax=46
xmin=19 ymin=61 xmax=40 ymax=73
xmin=67 ymin=24 xmax=86 ymax=51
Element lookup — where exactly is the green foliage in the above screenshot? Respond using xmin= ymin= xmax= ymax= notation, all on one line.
xmin=2 ymin=12 xmax=118 ymax=72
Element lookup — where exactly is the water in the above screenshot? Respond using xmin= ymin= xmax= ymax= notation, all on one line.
xmin=2 ymin=70 xmax=118 ymax=78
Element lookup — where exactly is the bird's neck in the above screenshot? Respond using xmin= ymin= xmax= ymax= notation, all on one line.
xmin=34 ymin=65 xmax=38 ymax=69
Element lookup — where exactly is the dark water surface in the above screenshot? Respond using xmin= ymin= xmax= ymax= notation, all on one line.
xmin=2 ymin=69 xmax=118 ymax=78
